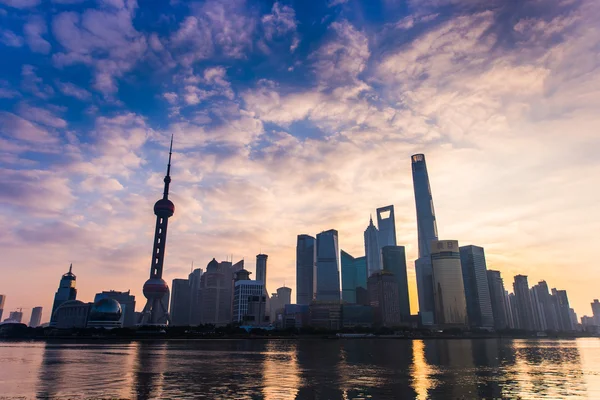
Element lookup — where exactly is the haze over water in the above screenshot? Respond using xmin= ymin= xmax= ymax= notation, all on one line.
xmin=1 ymin=338 xmax=600 ymax=399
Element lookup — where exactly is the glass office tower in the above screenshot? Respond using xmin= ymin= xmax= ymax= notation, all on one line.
xmin=296 ymin=234 xmax=316 ymax=305
xmin=315 ymin=229 xmax=341 ymax=302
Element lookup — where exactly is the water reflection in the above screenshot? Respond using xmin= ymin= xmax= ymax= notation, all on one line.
xmin=262 ymin=340 xmax=300 ymax=399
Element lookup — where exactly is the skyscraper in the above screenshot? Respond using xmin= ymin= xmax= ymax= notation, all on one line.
xmin=94 ymin=290 xmax=136 ymax=327
xmin=256 ymin=254 xmax=268 ymax=285
xmin=532 ymin=281 xmax=558 ymax=331
xmin=513 ymin=275 xmax=536 ymax=331
xmin=139 ymin=136 xmax=175 ymax=326
xmin=170 ymin=279 xmax=191 ymax=326
xmin=486 ymin=270 xmax=509 ymax=329
xmin=381 ymin=245 xmax=411 ymax=322
xmin=592 ymin=299 xmax=600 ymax=326
xmin=296 ymin=234 xmax=316 ymax=305
xmin=376 ymin=205 xmax=397 ymax=248
xmin=29 ymin=307 xmax=42 ymax=327
xmin=552 ymin=288 xmax=573 ymax=331
xmin=368 ymin=271 xmax=402 ymax=327
xmin=50 ymin=264 xmax=77 ymax=326
xmin=188 ymin=267 xmax=203 ymax=326
xmin=233 ymin=269 xmax=266 ymax=324
xmin=364 ymin=217 xmax=382 ymax=277
xmin=199 ymin=258 xmax=234 ymax=326
xmin=0 ymin=295 xmax=5 ymax=322
xmin=8 ymin=311 xmax=23 ymax=323
xmin=315 ymin=229 xmax=341 ymax=302
xmin=459 ymin=245 xmax=494 ymax=328
xmin=431 ymin=240 xmax=468 ymax=327
xmin=411 ymin=154 xmax=439 ymax=325
xmin=340 ymin=251 xmax=367 ymax=304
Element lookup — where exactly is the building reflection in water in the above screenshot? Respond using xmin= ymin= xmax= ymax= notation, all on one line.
xmin=295 ymin=339 xmax=344 ymax=399
xmin=261 ymin=340 xmax=300 ymax=399
xmin=37 ymin=343 xmax=68 ymax=399
xmin=132 ymin=341 xmax=168 ymax=399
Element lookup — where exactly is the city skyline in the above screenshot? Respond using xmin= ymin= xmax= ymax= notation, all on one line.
xmin=1 ymin=0 xmax=600 ymax=324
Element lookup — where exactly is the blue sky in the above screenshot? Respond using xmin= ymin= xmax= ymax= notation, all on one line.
xmin=1 ymin=0 xmax=599 ymax=323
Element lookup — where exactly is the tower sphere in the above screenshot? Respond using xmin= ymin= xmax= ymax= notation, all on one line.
xmin=90 ymin=298 xmax=122 ymax=322
xmin=154 ymin=198 xmax=175 ymax=217
xmin=143 ymin=278 xmax=169 ymax=300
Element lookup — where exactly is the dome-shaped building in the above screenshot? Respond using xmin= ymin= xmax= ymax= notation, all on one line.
xmin=87 ymin=298 xmax=123 ymax=329
xmin=53 ymin=300 xmax=90 ymax=329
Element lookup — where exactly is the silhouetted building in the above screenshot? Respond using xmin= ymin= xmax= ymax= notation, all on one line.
xmin=283 ymin=304 xmax=309 ymax=329
xmin=460 ymin=245 xmax=494 ymax=328
xmin=376 ymin=205 xmax=397 ymax=248
xmin=368 ymin=271 xmax=402 ymax=327
xmin=256 ymin=254 xmax=268 ymax=285
xmin=412 ymin=154 xmax=439 ymax=325
xmin=170 ymin=279 xmax=191 ymax=326
xmin=315 ymin=229 xmax=341 ymax=302
xmin=531 ymin=281 xmax=558 ymax=331
xmin=270 ymin=286 xmax=292 ymax=326
xmin=530 ymin=287 xmax=547 ymax=331
xmin=381 ymin=245 xmax=411 ymax=322
xmin=513 ymin=275 xmax=536 ymax=331
xmin=296 ymin=234 xmax=316 ymax=305
xmin=309 ymin=302 xmax=341 ymax=330
xmin=341 ymin=250 xmax=367 ymax=304
xmin=342 ymin=304 xmax=374 ymax=328
xmin=53 ymin=300 xmax=90 ymax=329
xmin=139 ymin=137 xmax=175 ymax=325
xmin=356 ymin=286 xmax=369 ymax=306
xmin=364 ymin=217 xmax=382 ymax=277
xmin=188 ymin=268 xmax=203 ymax=325
xmin=29 ymin=307 xmax=43 ymax=327
xmin=487 ymin=270 xmax=509 ymax=329
xmin=507 ymin=292 xmax=519 ymax=329
xmin=233 ymin=269 xmax=266 ymax=324
xmin=8 ymin=311 xmax=23 ymax=323
xmin=94 ymin=290 xmax=136 ymax=327
xmin=431 ymin=240 xmax=468 ymax=327
xmin=199 ymin=258 xmax=234 ymax=326
xmin=50 ymin=264 xmax=77 ymax=327
xmin=552 ymin=288 xmax=573 ymax=331
xmin=87 ymin=298 xmax=123 ymax=329
xmin=592 ymin=299 xmax=600 ymax=326
xmin=0 ymin=295 xmax=5 ymax=322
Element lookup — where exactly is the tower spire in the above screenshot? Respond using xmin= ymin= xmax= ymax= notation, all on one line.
xmin=69 ymin=263 xmax=72 ymax=273
xmin=163 ymin=135 xmax=173 ymax=200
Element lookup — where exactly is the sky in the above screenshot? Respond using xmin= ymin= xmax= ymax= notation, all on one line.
xmin=0 ymin=0 xmax=599 ymax=325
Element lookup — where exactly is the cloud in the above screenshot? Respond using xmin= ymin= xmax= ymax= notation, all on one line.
xmin=0 ymin=30 xmax=24 ymax=47
xmin=0 ymin=112 xmax=58 ymax=143
xmin=0 ymin=80 xmax=20 ymax=99
xmin=21 ymin=65 xmax=54 ymax=99
xmin=17 ymin=103 xmax=67 ymax=129
xmin=163 ymin=92 xmax=178 ymax=105
xmin=24 ymin=15 xmax=51 ymax=54
xmin=261 ymin=2 xmax=298 ymax=52
xmin=55 ymin=80 xmax=92 ymax=100
xmin=0 ymin=0 xmax=40 ymax=8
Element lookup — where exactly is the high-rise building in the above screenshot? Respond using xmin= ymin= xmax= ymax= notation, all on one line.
xmin=507 ymin=292 xmax=519 ymax=329
xmin=381 ymin=246 xmax=411 ymax=322
xmin=170 ymin=279 xmax=191 ymax=326
xmin=28 ymin=307 xmax=43 ymax=327
xmin=270 ymin=286 xmax=292 ymax=325
xmin=592 ymin=300 xmax=600 ymax=326
xmin=364 ymin=217 xmax=381 ymax=277
xmin=411 ymin=154 xmax=439 ymax=325
xmin=139 ymin=137 xmax=175 ymax=326
xmin=296 ymin=234 xmax=316 ymax=305
xmin=368 ymin=271 xmax=402 ymax=327
xmin=530 ymin=287 xmax=547 ymax=331
xmin=340 ymin=251 xmax=367 ymax=304
xmin=459 ymin=245 xmax=494 ymax=328
xmin=50 ymin=264 xmax=77 ymax=326
xmin=513 ymin=275 xmax=536 ymax=331
xmin=233 ymin=269 xmax=266 ymax=324
xmin=8 ymin=311 xmax=23 ymax=323
xmin=94 ymin=290 xmax=136 ymax=327
xmin=486 ymin=270 xmax=508 ymax=329
xmin=199 ymin=259 xmax=234 ymax=326
xmin=277 ymin=286 xmax=292 ymax=308
xmin=431 ymin=240 xmax=468 ymax=327
xmin=376 ymin=205 xmax=397 ymax=248
xmin=315 ymin=229 xmax=341 ymax=302
xmin=0 ymin=294 xmax=5 ymax=322
xmin=552 ymin=288 xmax=573 ymax=331
xmin=531 ymin=281 xmax=558 ymax=331
xmin=188 ymin=267 xmax=203 ymax=326
xmin=256 ymin=254 xmax=268 ymax=285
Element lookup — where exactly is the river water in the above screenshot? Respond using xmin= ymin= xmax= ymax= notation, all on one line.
xmin=1 ymin=338 xmax=599 ymax=399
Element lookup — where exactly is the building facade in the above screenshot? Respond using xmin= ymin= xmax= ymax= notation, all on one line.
xmin=309 ymin=302 xmax=342 ymax=330
xmin=256 ymin=254 xmax=268 ymax=286
xmin=592 ymin=300 xmax=600 ymax=326
xmin=50 ymin=264 xmax=77 ymax=326
xmin=486 ymin=270 xmax=509 ymax=329
xmin=513 ymin=275 xmax=536 ymax=331
xmin=376 ymin=205 xmax=397 ymax=248
xmin=188 ymin=268 xmax=203 ymax=326
xmin=531 ymin=281 xmax=558 ymax=331
xmin=199 ymin=259 xmax=233 ymax=326
xmin=341 ymin=251 xmax=367 ymax=304
xmin=368 ymin=271 xmax=402 ymax=327
xmin=315 ymin=229 xmax=341 ymax=302
xmin=0 ymin=294 xmax=5 ymax=322
xmin=459 ymin=245 xmax=494 ymax=328
xmin=170 ymin=278 xmax=191 ymax=326
xmin=233 ymin=270 xmax=266 ymax=324
xmin=296 ymin=234 xmax=316 ymax=305
xmin=364 ymin=217 xmax=382 ymax=277
xmin=94 ymin=290 xmax=136 ymax=327
xmin=29 ymin=307 xmax=43 ymax=327
xmin=431 ymin=240 xmax=468 ymax=327
xmin=552 ymin=289 xmax=574 ymax=331
xmin=381 ymin=245 xmax=411 ymax=323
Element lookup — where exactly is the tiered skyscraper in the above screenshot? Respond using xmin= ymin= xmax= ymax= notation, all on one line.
xmin=411 ymin=154 xmax=438 ymax=325
xmin=364 ymin=217 xmax=381 ymax=277
xmin=139 ymin=137 xmax=175 ymax=325
xmin=49 ymin=264 xmax=77 ymax=326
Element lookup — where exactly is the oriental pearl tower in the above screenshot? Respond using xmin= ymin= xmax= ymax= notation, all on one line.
xmin=139 ymin=136 xmax=175 ymax=326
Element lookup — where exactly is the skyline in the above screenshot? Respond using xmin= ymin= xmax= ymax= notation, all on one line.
xmin=1 ymin=0 xmax=600 ymax=323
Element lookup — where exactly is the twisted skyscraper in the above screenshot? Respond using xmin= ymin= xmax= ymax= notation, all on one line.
xmin=139 ymin=137 xmax=175 ymax=325
xmin=411 ymin=154 xmax=438 ymax=325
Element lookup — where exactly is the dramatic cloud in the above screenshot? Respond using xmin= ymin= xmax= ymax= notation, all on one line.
xmin=24 ymin=15 xmax=51 ymax=54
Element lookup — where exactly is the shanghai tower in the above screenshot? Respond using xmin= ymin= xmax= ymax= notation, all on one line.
xmin=139 ymin=136 xmax=175 ymax=325
xmin=411 ymin=154 xmax=438 ymax=325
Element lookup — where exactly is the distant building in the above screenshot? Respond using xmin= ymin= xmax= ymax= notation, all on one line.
xmin=531 ymin=281 xmax=558 ymax=331
xmin=256 ymin=254 xmax=268 ymax=286
xmin=340 ymin=250 xmax=367 ymax=304
xmin=459 ymin=245 xmax=494 ymax=328
xmin=170 ymin=279 xmax=191 ymax=326
xmin=364 ymin=217 xmax=382 ymax=277
xmin=376 ymin=205 xmax=397 ymax=248
xmin=94 ymin=290 xmax=136 ymax=327
xmin=513 ymin=275 xmax=536 ymax=331
xmin=233 ymin=269 xmax=266 ymax=324
xmin=87 ymin=298 xmax=123 ymax=329
xmin=269 ymin=286 xmax=291 ymax=326
xmin=8 ymin=311 xmax=23 ymax=323
xmin=53 ymin=300 xmax=90 ymax=329
xmin=507 ymin=292 xmax=519 ymax=329
xmin=29 ymin=307 xmax=43 ymax=328
xmin=530 ymin=287 xmax=547 ymax=331
xmin=50 ymin=264 xmax=77 ymax=327
xmin=356 ymin=286 xmax=369 ymax=306
xmin=381 ymin=246 xmax=411 ymax=323
xmin=569 ymin=308 xmax=579 ymax=330
xmin=283 ymin=304 xmax=309 ymax=329
xmin=309 ymin=302 xmax=342 ymax=330
xmin=315 ymin=230 xmax=341 ymax=302
xmin=188 ymin=268 xmax=203 ymax=326
xmin=592 ymin=300 xmax=600 ymax=326
xmin=487 ymin=270 xmax=509 ymax=329
xmin=342 ymin=304 xmax=374 ymax=328
xmin=0 ymin=294 xmax=5 ymax=322
xmin=368 ymin=271 xmax=402 ymax=328
xmin=245 ymin=295 xmax=268 ymax=326
xmin=552 ymin=288 xmax=573 ymax=331
xmin=431 ymin=240 xmax=468 ymax=328
xmin=411 ymin=154 xmax=439 ymax=325
xmin=199 ymin=258 xmax=234 ymax=326
xmin=296 ymin=234 xmax=316 ymax=305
